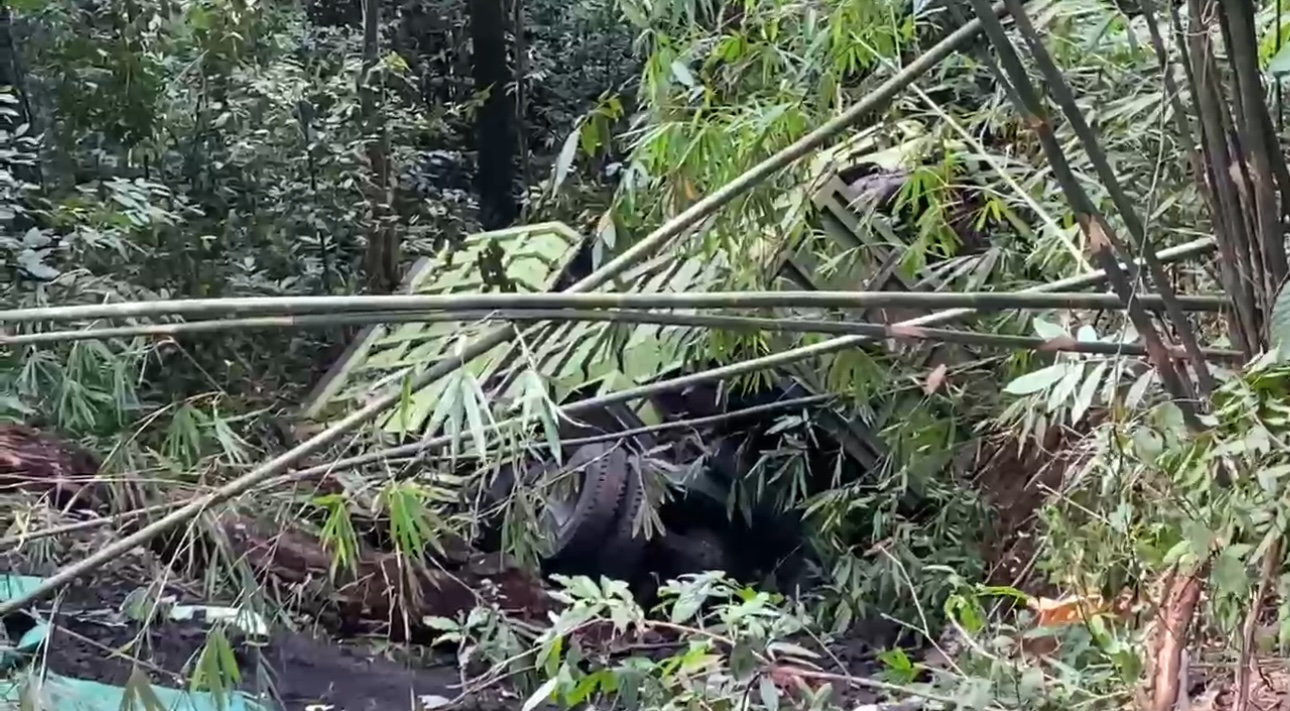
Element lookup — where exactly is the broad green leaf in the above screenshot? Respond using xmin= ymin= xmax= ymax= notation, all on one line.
xmin=1131 ymin=428 xmax=1163 ymax=463
xmin=1072 ymin=359 xmax=1108 ymax=424
xmin=671 ymin=592 xmax=703 ymax=624
xmin=564 ymin=672 xmax=601 ymax=707
xmin=1257 ymin=464 xmax=1290 ymax=495
xmin=1162 ymin=538 xmax=1191 ymax=566
xmin=1212 ymin=548 xmax=1248 ymax=596
xmin=422 ymin=616 xmax=459 ymax=631
xmin=1031 ymin=317 xmax=1067 ymax=340
xmin=522 ymin=677 xmax=559 ymax=711
xmin=1269 ymin=276 xmax=1290 ymax=358
xmin=1270 ymin=43 xmax=1290 ymax=76
xmin=877 ymin=648 xmax=917 ymax=684
xmin=1003 ymin=363 xmax=1068 ymax=395
xmin=552 ymin=125 xmax=581 ymax=192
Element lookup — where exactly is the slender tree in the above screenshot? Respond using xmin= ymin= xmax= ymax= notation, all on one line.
xmin=360 ymin=0 xmax=399 ymax=293
xmin=470 ymin=0 xmax=519 ymax=230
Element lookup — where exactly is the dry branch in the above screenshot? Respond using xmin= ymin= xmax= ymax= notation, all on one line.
xmin=1146 ymin=568 xmax=1205 ymax=711
xmin=0 ymin=425 xmax=105 ymax=506
xmin=220 ymin=516 xmax=548 ymax=639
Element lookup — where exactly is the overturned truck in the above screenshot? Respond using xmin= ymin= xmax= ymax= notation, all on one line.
xmin=301 ymin=131 xmax=971 ymax=596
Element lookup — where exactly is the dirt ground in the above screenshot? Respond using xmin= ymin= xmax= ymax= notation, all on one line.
xmin=1 ymin=544 xmax=903 ymax=711
xmin=1 ymin=549 xmax=505 ymax=711
xmin=971 ymin=426 xmax=1076 ymax=597
xmin=0 ymin=425 xmax=927 ymax=711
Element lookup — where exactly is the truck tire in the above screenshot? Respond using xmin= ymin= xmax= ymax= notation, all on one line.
xmin=594 ymin=452 xmax=649 ymax=581
xmin=547 ymin=443 xmax=632 ymax=563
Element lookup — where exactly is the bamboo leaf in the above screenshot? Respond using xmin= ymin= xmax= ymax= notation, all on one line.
xmin=1048 ymin=360 xmax=1084 ymax=412
xmin=1072 ymin=359 xmax=1108 ymax=424
xmin=1125 ymin=370 xmax=1155 ymax=410
xmin=1032 ymin=317 xmax=1067 ymax=340
xmin=425 ymin=369 xmax=464 ymax=452
xmin=759 ymin=676 xmax=781 ymax=711
xmin=552 ymin=125 xmax=582 ymax=192
xmin=125 ymin=666 xmax=167 ymax=711
xmin=460 ymin=371 xmax=492 ymax=458
xmin=522 ymin=677 xmax=559 ymax=711
xmin=1004 ymin=363 xmax=1067 ymax=395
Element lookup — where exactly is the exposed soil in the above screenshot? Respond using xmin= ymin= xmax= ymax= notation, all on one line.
xmin=971 ymin=424 xmax=1081 ymax=597
xmin=1 ymin=553 xmax=517 ymax=711
xmin=0 ymin=424 xmax=551 ymax=643
xmin=0 ymin=423 xmax=919 ymax=711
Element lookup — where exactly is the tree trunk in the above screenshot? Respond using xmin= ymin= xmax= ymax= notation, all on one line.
xmin=360 ymin=0 xmax=400 ymax=294
xmin=0 ymin=6 xmax=40 ymax=190
xmin=470 ymin=0 xmax=519 ymax=231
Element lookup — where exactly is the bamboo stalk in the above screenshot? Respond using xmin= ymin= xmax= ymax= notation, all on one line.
xmin=1138 ymin=0 xmax=1259 ymax=359
xmin=0 ymin=393 xmax=838 ymax=548
xmin=999 ymin=0 xmax=1217 ymax=398
xmin=1187 ymin=1 xmax=1262 ymax=353
xmin=281 ymin=317 xmax=1239 ymax=485
xmin=0 ymin=291 xmax=1229 ymax=327
xmin=1220 ymin=0 xmax=1290 ymax=291
xmin=968 ymin=0 xmax=1204 ymax=429
xmin=0 ymin=307 xmax=1243 ymax=357
xmin=236 ymin=241 xmax=1222 ymax=499
xmin=0 ymin=3 xmax=1018 ymax=617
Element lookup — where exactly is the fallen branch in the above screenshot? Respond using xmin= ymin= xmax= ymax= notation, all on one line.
xmin=0 ymin=425 xmax=105 ymax=505
xmin=1 ymin=307 xmax=1242 ymax=359
xmin=1234 ymin=538 xmax=1282 ymax=711
xmin=0 ymin=291 xmax=1229 ymax=328
xmin=1146 ymin=567 xmax=1206 ymax=711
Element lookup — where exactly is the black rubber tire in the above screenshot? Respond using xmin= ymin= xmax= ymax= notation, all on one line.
xmin=548 ymin=443 xmax=632 ymax=563
xmin=594 ymin=452 xmax=648 ymax=581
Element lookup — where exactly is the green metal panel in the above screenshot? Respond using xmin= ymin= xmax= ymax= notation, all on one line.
xmin=300 ymin=222 xmax=584 ymax=434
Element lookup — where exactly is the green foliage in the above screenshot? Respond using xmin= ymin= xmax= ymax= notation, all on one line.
xmin=1042 ymin=354 xmax=1290 ymax=658
xmin=1268 ymin=276 xmax=1290 ymax=356
xmin=435 ymin=572 xmax=833 ymax=711
xmin=999 ymin=317 xmax=1158 ymax=443
xmin=928 ymin=580 xmax=1139 ymax=710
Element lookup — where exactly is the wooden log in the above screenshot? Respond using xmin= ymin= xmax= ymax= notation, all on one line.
xmin=0 ymin=424 xmax=104 ymax=505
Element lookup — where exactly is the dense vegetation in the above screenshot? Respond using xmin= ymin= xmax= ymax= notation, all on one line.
xmin=3 ymin=0 xmax=1290 ymax=710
